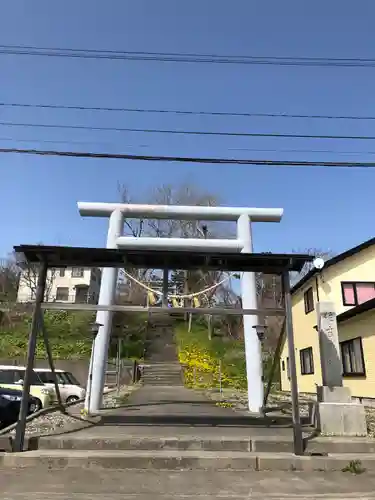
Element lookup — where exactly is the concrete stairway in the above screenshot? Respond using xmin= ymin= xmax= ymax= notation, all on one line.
xmin=4 ymin=385 xmax=375 ymax=473
xmin=144 ymin=316 xmax=178 ymax=363
xmin=141 ymin=315 xmax=184 ymax=386
xmin=6 ymin=429 xmax=375 ymax=472
xmin=142 ymin=362 xmax=183 ymax=386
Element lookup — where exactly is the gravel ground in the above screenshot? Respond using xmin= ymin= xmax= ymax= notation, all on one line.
xmin=204 ymin=388 xmax=375 ymax=436
xmin=6 ymin=384 xmax=140 ymax=438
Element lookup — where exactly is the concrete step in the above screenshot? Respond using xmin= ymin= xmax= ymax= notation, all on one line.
xmin=143 ymin=382 xmax=184 ymax=386
xmin=3 ymin=448 xmax=375 ymax=471
xmin=142 ymin=379 xmax=183 ymax=384
xmin=3 ymin=468 xmax=375 ymax=499
xmin=142 ymin=370 xmax=182 ymax=375
xmin=143 ymin=366 xmax=181 ymax=370
xmin=37 ymin=435 xmax=375 ymax=455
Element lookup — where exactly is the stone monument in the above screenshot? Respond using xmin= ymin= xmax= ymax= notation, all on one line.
xmin=315 ymin=301 xmax=367 ymax=436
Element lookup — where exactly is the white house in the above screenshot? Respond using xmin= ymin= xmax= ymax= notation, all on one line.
xmin=17 ymin=267 xmax=101 ymax=304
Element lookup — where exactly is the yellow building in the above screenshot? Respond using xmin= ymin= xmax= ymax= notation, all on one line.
xmin=280 ymin=237 xmax=375 ymax=401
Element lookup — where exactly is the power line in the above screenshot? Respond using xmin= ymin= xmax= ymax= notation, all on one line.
xmin=1 ymin=146 xmax=375 ymax=168
xmin=3 ymin=136 xmax=375 ymax=155
xmin=1 ymin=44 xmax=375 ymax=68
xmin=229 ymin=147 xmax=375 ymax=155
xmin=0 ymin=137 xmax=107 ymax=146
xmin=3 ymin=101 xmax=375 ymax=121
xmin=0 ymin=119 xmax=375 ymax=141
xmin=0 ymin=136 xmax=149 ymax=147
xmin=1 ymin=137 xmax=375 ymax=155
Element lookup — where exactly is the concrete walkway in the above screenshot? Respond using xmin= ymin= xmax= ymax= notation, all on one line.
xmin=73 ymin=385 xmax=297 ymax=438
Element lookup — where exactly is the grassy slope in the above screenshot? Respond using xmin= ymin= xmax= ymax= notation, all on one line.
xmin=174 ymin=319 xmax=247 ymax=389
xmin=0 ymin=310 xmax=148 ymax=360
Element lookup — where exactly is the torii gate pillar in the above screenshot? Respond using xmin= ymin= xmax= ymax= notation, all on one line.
xmin=237 ymin=214 xmax=263 ymax=414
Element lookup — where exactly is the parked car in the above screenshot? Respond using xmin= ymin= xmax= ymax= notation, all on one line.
xmin=0 ymin=387 xmax=39 ymax=428
xmin=0 ymin=365 xmax=55 ymax=411
xmin=34 ymin=368 xmax=85 ymax=404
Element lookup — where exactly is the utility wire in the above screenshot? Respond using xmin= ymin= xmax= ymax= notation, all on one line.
xmin=0 ymin=137 xmax=149 ymax=147
xmin=1 ymin=120 xmax=375 ymax=141
xmin=229 ymin=147 xmax=375 ymax=155
xmin=2 ymin=101 xmax=375 ymax=121
xmin=3 ymin=136 xmax=375 ymax=155
xmin=1 ymin=44 xmax=375 ymax=68
xmin=1 ymin=146 xmax=375 ymax=167
xmin=1 ymin=137 xmax=375 ymax=155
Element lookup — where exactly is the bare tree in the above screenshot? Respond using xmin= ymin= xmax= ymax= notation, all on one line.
xmin=12 ymin=251 xmax=56 ymax=302
xmin=290 ymin=247 xmax=335 ymax=286
xmin=117 ymin=183 xmax=145 ymax=238
xmin=117 ymin=180 xmax=221 ymax=239
xmin=0 ymin=255 xmax=20 ymax=304
xmin=116 ymin=181 xmax=227 ymax=306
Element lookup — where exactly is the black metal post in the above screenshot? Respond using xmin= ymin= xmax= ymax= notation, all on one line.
xmin=116 ymin=336 xmax=121 ymax=393
xmin=14 ymin=260 xmax=47 ymax=452
xmin=263 ymin=318 xmax=286 ymax=409
xmin=162 ymin=269 xmax=169 ymax=308
xmin=282 ymin=271 xmax=304 ymax=456
xmin=132 ymin=359 xmax=137 ymax=383
xmin=39 ymin=312 xmax=64 ymax=411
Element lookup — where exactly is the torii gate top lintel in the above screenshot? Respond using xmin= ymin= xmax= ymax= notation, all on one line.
xmin=77 ymin=202 xmax=283 ymax=223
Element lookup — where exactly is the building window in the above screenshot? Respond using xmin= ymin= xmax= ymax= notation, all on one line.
xmin=56 ymin=287 xmax=69 ymax=301
xmin=281 ymin=360 xmax=285 ymax=371
xmin=59 ymin=268 xmax=65 ymax=277
xmin=71 ymin=267 xmax=84 ymax=278
xmin=300 ymin=347 xmax=314 ymax=375
xmin=341 ymin=282 xmax=375 ymax=307
xmin=304 ymin=287 xmax=314 ymax=314
xmin=340 ymin=337 xmax=366 ymax=376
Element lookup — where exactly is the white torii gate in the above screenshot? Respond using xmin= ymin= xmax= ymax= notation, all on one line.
xmin=78 ymin=201 xmax=283 ymax=414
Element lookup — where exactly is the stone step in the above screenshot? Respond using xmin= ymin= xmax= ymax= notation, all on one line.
xmin=4 ymin=468 xmax=375 ymax=499
xmin=142 ymin=379 xmax=183 ymax=382
xmin=142 ymin=370 xmax=182 ymax=375
xmin=143 ymin=365 xmax=181 ymax=370
xmin=36 ymin=435 xmax=375 ymax=455
xmin=142 ymin=370 xmax=181 ymax=373
xmin=143 ymin=382 xmax=184 ymax=386
xmin=142 ymin=371 xmax=182 ymax=375
xmin=3 ymin=448 xmax=375 ymax=471
xmin=143 ymin=377 xmax=182 ymax=380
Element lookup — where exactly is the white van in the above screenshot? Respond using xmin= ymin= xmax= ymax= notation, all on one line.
xmin=34 ymin=369 xmax=85 ymax=404
xmin=0 ymin=365 xmax=55 ymax=411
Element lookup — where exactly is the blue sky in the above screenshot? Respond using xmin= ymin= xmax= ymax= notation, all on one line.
xmin=1 ymin=0 xmax=375 ymax=258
